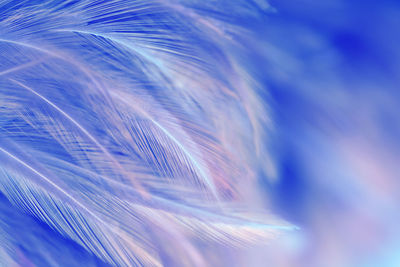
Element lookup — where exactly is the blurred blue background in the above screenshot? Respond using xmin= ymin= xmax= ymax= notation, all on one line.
xmin=253 ymin=0 xmax=400 ymax=266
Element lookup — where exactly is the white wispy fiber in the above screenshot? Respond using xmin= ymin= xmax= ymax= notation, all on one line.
xmin=0 ymin=0 xmax=292 ymax=266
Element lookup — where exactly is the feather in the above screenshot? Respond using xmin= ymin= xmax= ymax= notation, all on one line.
xmin=0 ymin=0 xmax=292 ymax=266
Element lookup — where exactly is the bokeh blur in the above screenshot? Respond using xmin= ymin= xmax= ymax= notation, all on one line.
xmin=252 ymin=0 xmax=400 ymax=266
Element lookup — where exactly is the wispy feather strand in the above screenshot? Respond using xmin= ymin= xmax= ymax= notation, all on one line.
xmin=0 ymin=0 xmax=291 ymax=266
